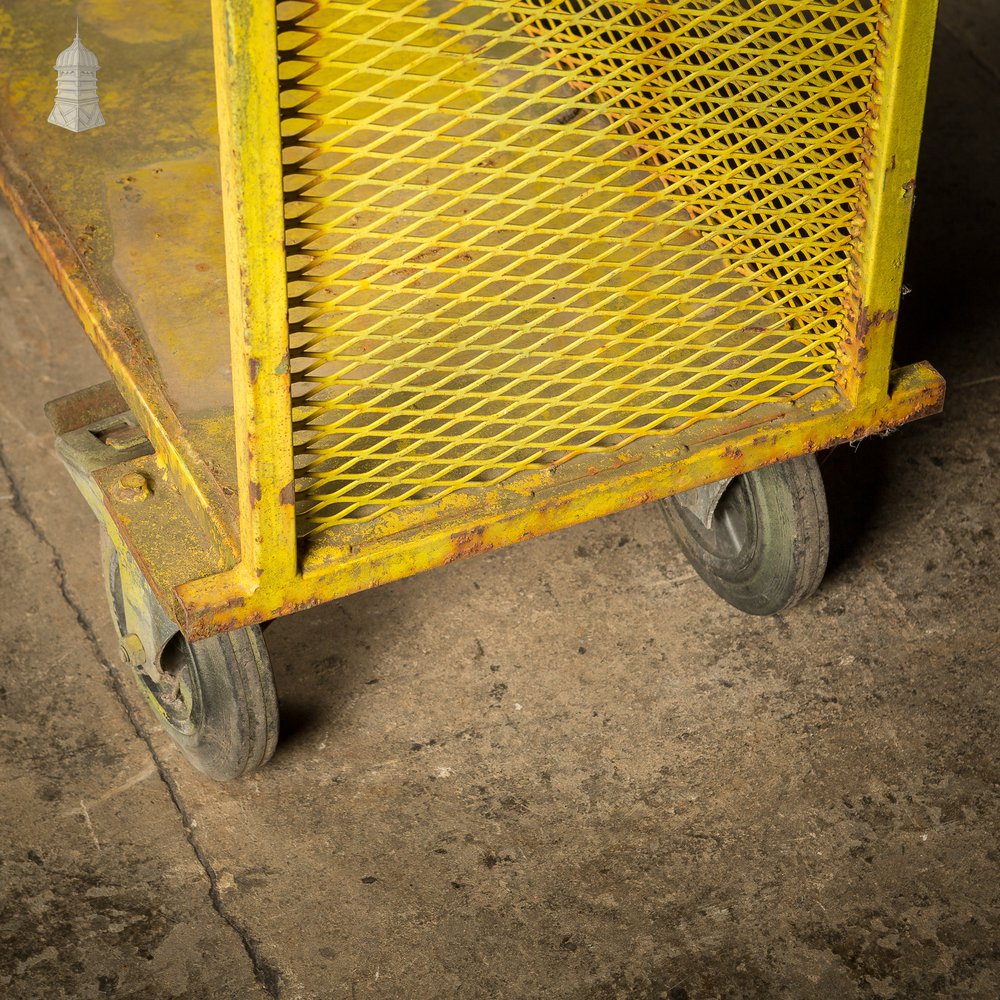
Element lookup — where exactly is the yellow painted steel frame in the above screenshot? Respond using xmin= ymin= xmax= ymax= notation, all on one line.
xmin=170 ymin=0 xmax=943 ymax=639
xmin=0 ymin=155 xmax=239 ymax=569
xmin=210 ymin=0 xmax=298 ymax=590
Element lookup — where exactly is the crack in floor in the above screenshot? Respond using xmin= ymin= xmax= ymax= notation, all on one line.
xmin=0 ymin=441 xmax=284 ymax=1000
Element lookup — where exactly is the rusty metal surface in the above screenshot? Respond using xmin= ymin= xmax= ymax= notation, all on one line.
xmin=4 ymin=1 xmax=944 ymax=640
xmin=53 ymin=413 xmax=231 ymax=628
xmin=191 ymin=0 xmax=942 ymax=643
xmin=43 ymin=379 xmax=125 ymax=436
xmin=47 ymin=387 xmax=228 ymax=616
xmin=172 ymin=361 xmax=943 ymax=639
xmin=0 ymin=0 xmax=239 ymax=559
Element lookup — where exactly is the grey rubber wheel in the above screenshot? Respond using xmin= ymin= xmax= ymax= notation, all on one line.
xmin=103 ymin=541 xmax=279 ymax=780
xmin=661 ymin=455 xmax=829 ymax=616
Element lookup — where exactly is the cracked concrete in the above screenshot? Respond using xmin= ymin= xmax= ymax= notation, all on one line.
xmin=0 ymin=309 xmax=280 ymax=995
xmin=2 ymin=6 xmax=999 ymax=999
xmin=0 ymin=446 xmax=269 ymax=998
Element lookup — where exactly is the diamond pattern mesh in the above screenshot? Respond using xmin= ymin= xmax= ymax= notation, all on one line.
xmin=278 ymin=0 xmax=882 ymax=534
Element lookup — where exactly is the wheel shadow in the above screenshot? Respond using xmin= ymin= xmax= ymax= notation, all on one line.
xmin=258 ymin=580 xmax=418 ymax=762
xmin=817 ymin=440 xmax=889 ymax=581
xmin=259 ymin=597 xmax=372 ymax=758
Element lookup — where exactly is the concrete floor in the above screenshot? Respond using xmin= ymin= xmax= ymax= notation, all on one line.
xmin=1 ymin=6 xmax=998 ymax=999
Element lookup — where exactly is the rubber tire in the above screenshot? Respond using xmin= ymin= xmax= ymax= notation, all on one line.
xmin=103 ymin=540 xmax=279 ymax=780
xmin=149 ymin=627 xmax=280 ymax=781
xmin=661 ymin=455 xmax=829 ymax=616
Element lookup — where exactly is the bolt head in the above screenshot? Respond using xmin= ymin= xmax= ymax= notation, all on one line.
xmin=117 ymin=471 xmax=149 ymax=500
xmin=119 ymin=633 xmax=146 ymax=667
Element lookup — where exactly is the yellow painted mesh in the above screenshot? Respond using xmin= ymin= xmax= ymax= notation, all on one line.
xmin=278 ymin=0 xmax=882 ymax=533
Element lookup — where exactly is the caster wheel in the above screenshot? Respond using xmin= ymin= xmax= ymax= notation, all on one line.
xmin=661 ymin=454 xmax=829 ymax=616
xmin=102 ymin=535 xmax=279 ymax=780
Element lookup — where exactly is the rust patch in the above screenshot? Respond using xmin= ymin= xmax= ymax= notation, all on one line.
xmin=248 ymin=357 xmax=261 ymax=382
xmin=44 ymin=380 xmax=127 ymax=435
xmin=884 ymin=393 xmax=943 ymax=425
xmin=279 ymin=480 xmax=296 ymax=506
xmin=443 ymin=524 xmax=489 ymax=565
xmin=855 ymin=304 xmax=897 ymax=343
xmin=406 ymin=245 xmax=447 ymax=264
xmin=248 ymin=481 xmax=262 ymax=507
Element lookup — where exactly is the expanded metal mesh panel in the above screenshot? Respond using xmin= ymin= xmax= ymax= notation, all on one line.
xmin=279 ymin=0 xmax=882 ymax=533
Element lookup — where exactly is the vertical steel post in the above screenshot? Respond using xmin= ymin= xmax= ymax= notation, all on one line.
xmin=210 ymin=0 xmax=298 ymax=586
xmin=843 ymin=0 xmax=940 ymax=411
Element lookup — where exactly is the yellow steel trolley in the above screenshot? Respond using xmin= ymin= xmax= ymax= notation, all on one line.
xmin=0 ymin=0 xmax=943 ymax=777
